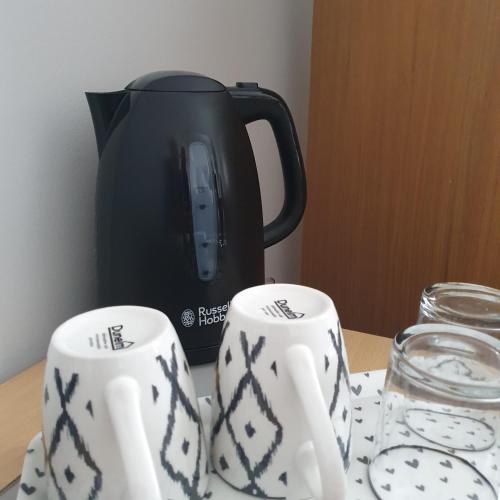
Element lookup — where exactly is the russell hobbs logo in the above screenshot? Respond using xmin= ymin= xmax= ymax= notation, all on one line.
xmin=108 ymin=325 xmax=135 ymax=350
xmin=181 ymin=309 xmax=196 ymax=328
xmin=274 ymin=299 xmax=305 ymax=320
xmin=181 ymin=302 xmax=230 ymax=328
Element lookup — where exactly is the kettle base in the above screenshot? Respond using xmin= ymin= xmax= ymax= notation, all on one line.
xmin=185 ymin=344 xmax=220 ymax=366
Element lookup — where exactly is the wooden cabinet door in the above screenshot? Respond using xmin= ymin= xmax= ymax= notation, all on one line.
xmin=301 ymin=0 xmax=500 ymax=337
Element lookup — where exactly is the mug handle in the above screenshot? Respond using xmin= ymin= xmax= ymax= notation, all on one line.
xmin=285 ymin=345 xmax=347 ymax=500
xmin=105 ymin=376 xmax=162 ymax=500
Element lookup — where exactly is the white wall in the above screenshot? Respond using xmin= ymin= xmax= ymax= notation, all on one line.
xmin=0 ymin=0 xmax=313 ymax=381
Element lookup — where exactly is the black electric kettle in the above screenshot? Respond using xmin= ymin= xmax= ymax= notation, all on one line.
xmin=86 ymin=71 xmax=306 ymax=364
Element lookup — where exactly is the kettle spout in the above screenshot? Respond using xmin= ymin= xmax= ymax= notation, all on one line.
xmin=86 ymin=90 xmax=127 ymax=157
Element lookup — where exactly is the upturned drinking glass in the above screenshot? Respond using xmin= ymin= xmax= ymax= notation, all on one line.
xmin=418 ymin=282 xmax=500 ymax=339
xmin=369 ymin=324 xmax=500 ymax=500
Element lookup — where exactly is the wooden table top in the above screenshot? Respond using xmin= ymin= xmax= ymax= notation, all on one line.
xmin=0 ymin=329 xmax=391 ymax=492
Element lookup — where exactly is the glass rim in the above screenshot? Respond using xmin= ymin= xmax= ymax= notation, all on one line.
xmin=420 ymin=282 xmax=500 ymax=329
xmin=423 ymin=282 xmax=500 ymax=296
xmin=393 ymin=323 xmax=500 ymax=401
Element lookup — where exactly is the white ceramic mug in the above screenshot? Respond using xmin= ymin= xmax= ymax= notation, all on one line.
xmin=42 ymin=306 xmax=208 ymax=500
xmin=210 ymin=284 xmax=351 ymax=500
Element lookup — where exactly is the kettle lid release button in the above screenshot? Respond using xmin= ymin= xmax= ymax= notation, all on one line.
xmin=236 ymin=82 xmax=259 ymax=89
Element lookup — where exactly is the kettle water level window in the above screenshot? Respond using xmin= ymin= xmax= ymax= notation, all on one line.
xmin=186 ymin=141 xmax=218 ymax=282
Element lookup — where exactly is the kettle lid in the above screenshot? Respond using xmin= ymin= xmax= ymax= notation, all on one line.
xmin=126 ymin=71 xmax=225 ymax=92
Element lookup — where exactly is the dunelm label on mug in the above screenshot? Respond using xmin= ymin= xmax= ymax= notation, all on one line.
xmin=87 ymin=324 xmax=135 ymax=351
xmin=260 ymin=299 xmax=305 ymax=320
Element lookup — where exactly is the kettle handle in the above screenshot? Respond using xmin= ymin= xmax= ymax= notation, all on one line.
xmin=228 ymin=83 xmax=306 ymax=248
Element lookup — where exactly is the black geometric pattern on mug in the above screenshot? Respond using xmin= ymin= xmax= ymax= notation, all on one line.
xmin=213 ymin=321 xmax=230 ymax=397
xmin=328 ymin=322 xmax=351 ymax=469
xmin=211 ymin=331 xmax=283 ymax=497
xmin=20 ymin=483 xmax=37 ymax=495
xmin=157 ymin=344 xmax=205 ymax=500
xmin=47 ymin=368 xmax=102 ymax=500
